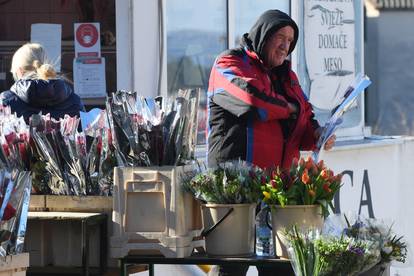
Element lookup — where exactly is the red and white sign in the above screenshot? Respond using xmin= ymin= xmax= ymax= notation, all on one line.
xmin=74 ymin=23 xmax=101 ymax=57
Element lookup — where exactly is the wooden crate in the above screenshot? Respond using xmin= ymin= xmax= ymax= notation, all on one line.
xmin=45 ymin=195 xmax=112 ymax=212
xmin=29 ymin=195 xmax=46 ymax=211
xmin=26 ymin=195 xmax=112 ymax=268
xmin=0 ymin=253 xmax=29 ymax=276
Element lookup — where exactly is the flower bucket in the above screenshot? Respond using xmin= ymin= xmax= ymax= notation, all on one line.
xmin=201 ymin=203 xmax=256 ymax=256
xmin=271 ymin=205 xmax=323 ymax=258
xmin=359 ymin=263 xmax=390 ymax=276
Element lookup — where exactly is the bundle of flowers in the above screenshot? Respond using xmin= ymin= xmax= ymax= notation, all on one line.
xmin=328 ymin=215 xmax=408 ymax=265
xmin=285 ymin=226 xmax=380 ymax=276
xmin=262 ymin=156 xmax=342 ymax=217
xmin=0 ymin=169 xmax=32 ymax=256
xmin=183 ymin=160 xmax=265 ymax=204
xmin=106 ymin=89 xmax=199 ymax=167
xmin=81 ymin=109 xmax=117 ymax=196
xmin=0 ymin=106 xmax=31 ymax=172
xmin=29 ymin=111 xmax=118 ymax=196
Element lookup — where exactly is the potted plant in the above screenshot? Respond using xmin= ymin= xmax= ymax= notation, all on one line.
xmin=262 ymin=156 xmax=342 ymax=258
xmin=183 ymin=160 xmax=264 ymax=256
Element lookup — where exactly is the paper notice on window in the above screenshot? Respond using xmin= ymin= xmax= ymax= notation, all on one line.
xmin=31 ymin=24 xmax=62 ymax=72
xmin=73 ymin=57 xmax=106 ymax=98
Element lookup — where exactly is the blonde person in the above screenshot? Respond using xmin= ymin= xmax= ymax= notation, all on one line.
xmin=0 ymin=43 xmax=84 ymax=121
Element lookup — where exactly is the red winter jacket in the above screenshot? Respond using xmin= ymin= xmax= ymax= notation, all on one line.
xmin=207 ymin=46 xmax=319 ymax=169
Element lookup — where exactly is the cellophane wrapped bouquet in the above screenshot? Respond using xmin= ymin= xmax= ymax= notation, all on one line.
xmin=106 ymin=89 xmax=200 ymax=167
xmin=325 ymin=214 xmax=408 ymax=268
xmin=285 ymin=213 xmax=409 ymax=276
xmin=285 ymin=225 xmax=380 ymax=276
xmin=0 ymin=106 xmax=32 ymax=256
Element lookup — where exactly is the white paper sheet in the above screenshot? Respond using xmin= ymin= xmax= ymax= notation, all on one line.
xmin=30 ymin=24 xmax=62 ymax=72
xmin=73 ymin=57 xmax=106 ymax=98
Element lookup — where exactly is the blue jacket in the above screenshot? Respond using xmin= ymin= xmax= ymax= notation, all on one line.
xmin=0 ymin=78 xmax=84 ymax=122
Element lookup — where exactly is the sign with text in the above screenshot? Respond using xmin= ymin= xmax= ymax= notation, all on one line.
xmin=74 ymin=23 xmax=101 ymax=58
xmin=73 ymin=57 xmax=106 ymax=98
xmin=304 ymin=0 xmax=355 ymax=110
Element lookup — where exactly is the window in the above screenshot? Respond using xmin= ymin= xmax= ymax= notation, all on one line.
xmin=166 ymin=0 xmax=290 ymax=143
xmin=0 ymin=0 xmax=116 ymax=107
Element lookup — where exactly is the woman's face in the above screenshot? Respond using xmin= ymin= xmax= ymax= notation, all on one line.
xmin=12 ymin=68 xmax=24 ymax=81
xmin=262 ymin=25 xmax=294 ymax=68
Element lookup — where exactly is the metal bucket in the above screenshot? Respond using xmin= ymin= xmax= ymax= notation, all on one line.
xmin=201 ymin=203 xmax=256 ymax=256
xmin=270 ymin=205 xmax=323 ymax=258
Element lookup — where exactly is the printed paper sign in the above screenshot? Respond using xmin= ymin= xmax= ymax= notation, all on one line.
xmin=73 ymin=57 xmax=106 ymax=98
xmin=74 ymin=23 xmax=101 ymax=57
xmin=304 ymin=0 xmax=355 ymax=110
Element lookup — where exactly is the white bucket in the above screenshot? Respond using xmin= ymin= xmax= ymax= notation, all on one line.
xmin=201 ymin=203 xmax=256 ymax=256
xmin=270 ymin=205 xmax=323 ymax=258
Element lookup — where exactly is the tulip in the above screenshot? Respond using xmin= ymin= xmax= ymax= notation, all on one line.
xmin=305 ymin=157 xmax=313 ymax=170
xmin=320 ymin=169 xmax=330 ymax=180
xmin=323 ymin=183 xmax=332 ymax=193
xmin=317 ymin=160 xmax=324 ymax=169
xmin=302 ymin=169 xmax=310 ymax=184
xmin=263 ymin=191 xmax=271 ymax=199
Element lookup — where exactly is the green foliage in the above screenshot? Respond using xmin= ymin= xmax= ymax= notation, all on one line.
xmin=183 ymin=161 xmax=264 ymax=204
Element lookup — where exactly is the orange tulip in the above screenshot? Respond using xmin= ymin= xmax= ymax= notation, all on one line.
xmin=320 ymin=169 xmax=330 ymax=180
xmin=302 ymin=169 xmax=310 ymax=184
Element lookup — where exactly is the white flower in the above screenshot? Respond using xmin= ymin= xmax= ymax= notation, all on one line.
xmin=382 ymin=245 xmax=393 ymax=254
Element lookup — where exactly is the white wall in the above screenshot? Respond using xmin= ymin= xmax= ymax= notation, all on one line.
xmin=317 ymin=137 xmax=414 ymax=276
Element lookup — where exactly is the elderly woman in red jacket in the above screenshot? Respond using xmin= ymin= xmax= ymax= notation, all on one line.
xmin=207 ymin=10 xmax=334 ymax=172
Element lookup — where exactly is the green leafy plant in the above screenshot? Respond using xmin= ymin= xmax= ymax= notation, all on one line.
xmin=284 ymin=226 xmax=322 ymax=276
xmin=262 ymin=157 xmax=342 ymax=217
xmin=183 ymin=160 xmax=265 ymax=204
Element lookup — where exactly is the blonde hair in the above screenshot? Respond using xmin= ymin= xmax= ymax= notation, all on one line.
xmin=11 ymin=43 xmax=57 ymax=81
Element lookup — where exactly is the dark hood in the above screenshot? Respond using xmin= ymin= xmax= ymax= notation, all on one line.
xmin=241 ymin=9 xmax=299 ymax=61
xmin=10 ymin=78 xmax=73 ymax=108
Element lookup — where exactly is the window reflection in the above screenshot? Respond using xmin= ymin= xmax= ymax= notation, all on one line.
xmin=166 ymin=0 xmax=227 ymax=143
xmin=233 ymin=1 xmax=290 ymax=46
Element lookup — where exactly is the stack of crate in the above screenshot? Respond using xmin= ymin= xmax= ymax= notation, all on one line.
xmin=110 ymin=165 xmax=204 ymax=258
